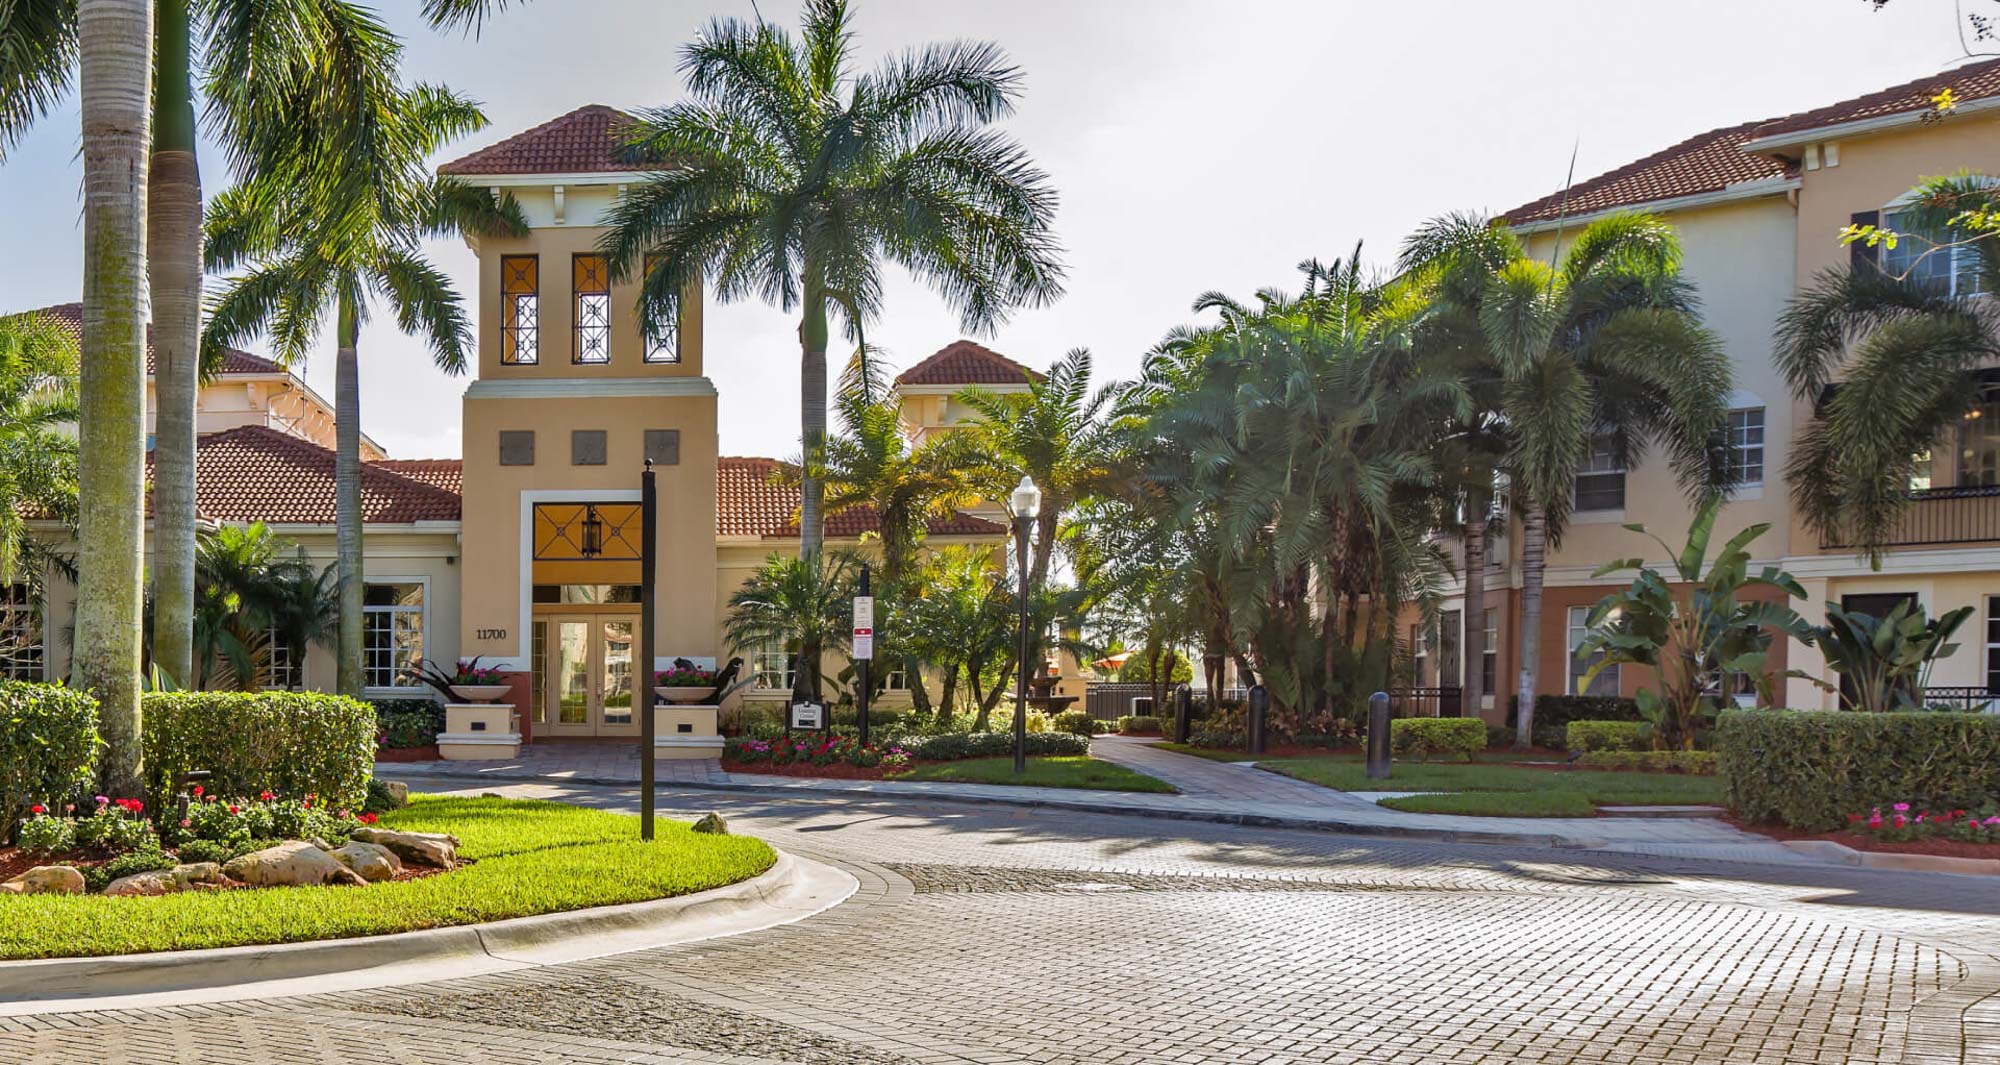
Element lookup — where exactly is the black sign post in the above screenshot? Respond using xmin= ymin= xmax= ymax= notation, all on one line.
xmin=1366 ymin=690 xmax=1392 ymax=780
xmin=639 ymin=460 xmax=658 ymax=841
xmin=855 ymin=565 xmax=872 ymax=747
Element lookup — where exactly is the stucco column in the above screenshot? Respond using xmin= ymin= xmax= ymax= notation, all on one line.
xmin=1786 ymin=577 xmax=1830 ymax=710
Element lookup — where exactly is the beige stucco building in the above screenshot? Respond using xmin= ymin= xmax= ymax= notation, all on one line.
xmin=1413 ymin=57 xmax=2000 ymax=722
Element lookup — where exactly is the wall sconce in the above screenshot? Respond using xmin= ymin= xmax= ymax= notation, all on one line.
xmin=581 ymin=505 xmax=604 ymax=558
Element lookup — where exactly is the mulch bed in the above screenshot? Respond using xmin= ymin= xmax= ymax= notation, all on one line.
xmin=722 ymin=759 xmax=910 ymax=781
xmin=1723 ymin=816 xmax=2000 ymax=859
xmin=376 ymin=745 xmax=440 ymax=762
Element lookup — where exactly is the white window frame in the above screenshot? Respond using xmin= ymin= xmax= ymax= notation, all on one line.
xmin=262 ymin=625 xmax=302 ymax=691
xmin=1985 ymin=595 xmax=2000 ymax=695
xmin=1480 ymin=606 xmax=1498 ymax=708
xmin=1572 ymin=432 xmax=1626 ymax=515
xmin=1568 ymin=604 xmax=1621 ymax=697
xmin=0 ymin=584 xmax=43 ymax=682
xmin=1725 ymin=406 xmax=1766 ymax=489
xmin=1883 ymin=204 xmax=1992 ymax=298
xmin=363 ymin=577 xmax=428 ymax=693
xmin=750 ymin=640 xmax=797 ymax=694
xmin=1410 ymin=623 xmax=1429 ymax=686
xmin=882 ymin=664 xmax=910 ymax=691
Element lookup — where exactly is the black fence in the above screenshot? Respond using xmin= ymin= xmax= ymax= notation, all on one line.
xmin=1821 ymin=485 xmax=2000 ymax=549
xmin=1390 ymin=686 xmax=1465 ymax=718
xmin=1082 ymin=683 xmax=1464 ymax=720
xmin=1918 ymin=687 xmax=2000 ymax=712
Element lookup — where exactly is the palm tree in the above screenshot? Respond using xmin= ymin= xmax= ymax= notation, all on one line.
xmin=724 ymin=552 xmax=860 ymax=704
xmin=72 ymin=0 xmax=152 ymax=795
xmin=902 ymin=546 xmax=1015 ymax=724
xmin=204 ymin=81 xmax=525 ymax=696
xmin=1400 ymin=212 xmax=1732 ymax=747
xmin=0 ymin=314 xmax=80 ymax=584
xmin=599 ymin=0 xmax=1064 ymax=572
xmin=1776 ymin=173 xmax=2000 ymax=561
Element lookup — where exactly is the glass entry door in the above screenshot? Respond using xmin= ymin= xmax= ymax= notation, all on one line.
xmin=541 ymin=613 xmax=640 ymax=736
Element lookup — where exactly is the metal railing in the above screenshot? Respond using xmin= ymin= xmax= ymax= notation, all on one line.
xmin=1389 ymin=686 xmax=1464 ymax=718
xmin=1821 ymin=484 xmax=2000 ymax=549
xmin=1917 ymin=687 xmax=2000 ymax=712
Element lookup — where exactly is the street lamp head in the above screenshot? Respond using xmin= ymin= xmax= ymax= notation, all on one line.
xmin=1010 ymin=475 xmax=1042 ymax=521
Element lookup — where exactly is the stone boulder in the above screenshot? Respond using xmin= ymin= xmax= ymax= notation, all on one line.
xmin=350 ymin=827 xmax=458 ymax=868
xmin=330 ymin=841 xmax=402 ymax=882
xmin=691 ymin=812 xmax=729 ymax=835
xmin=377 ymin=780 xmax=410 ymax=808
xmin=223 ymin=841 xmax=367 ymax=887
xmin=103 ymin=870 xmax=179 ymax=896
xmin=0 ymin=865 xmax=85 ymax=896
xmin=172 ymin=862 xmax=223 ymax=889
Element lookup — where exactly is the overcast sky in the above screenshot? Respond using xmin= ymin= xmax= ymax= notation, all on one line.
xmin=0 ymin=0 xmax=1976 ymax=460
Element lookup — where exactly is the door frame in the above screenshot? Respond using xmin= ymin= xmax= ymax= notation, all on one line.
xmin=535 ymin=608 xmax=642 ymax=737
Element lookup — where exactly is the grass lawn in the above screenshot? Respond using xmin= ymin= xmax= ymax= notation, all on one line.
xmin=896 ymin=756 xmax=1176 ymax=793
xmin=1258 ymin=754 xmax=1721 ymax=813
xmin=0 ymin=796 xmax=776 ymax=959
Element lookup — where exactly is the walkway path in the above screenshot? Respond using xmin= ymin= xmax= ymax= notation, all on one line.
xmin=381 ymin=736 xmax=1802 ymax=865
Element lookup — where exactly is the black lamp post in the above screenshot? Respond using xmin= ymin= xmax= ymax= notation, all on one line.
xmin=1009 ymin=475 xmax=1042 ymax=775
xmin=638 ymin=466 xmax=657 ymax=840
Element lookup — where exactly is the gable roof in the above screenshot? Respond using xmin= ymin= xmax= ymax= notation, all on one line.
xmin=1503 ymin=58 xmax=2000 ymax=226
xmin=1503 ymin=121 xmax=1795 ymax=226
xmin=893 ymin=340 xmax=1043 ymax=388
xmin=163 ymin=427 xmax=462 ymax=525
xmin=717 ymin=456 xmax=1004 ymax=540
xmin=438 ymin=104 xmax=652 ymax=177
xmin=1749 ymin=55 xmax=2000 ymax=142
xmin=30 ymin=303 xmax=285 ymax=377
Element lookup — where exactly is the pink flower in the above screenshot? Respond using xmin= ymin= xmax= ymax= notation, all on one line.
xmin=1868 ymin=808 xmax=1883 ymax=829
xmin=1985 ymin=816 xmax=2000 ymax=827
xmin=1893 ymin=802 xmax=1910 ymax=812
xmin=179 ymin=819 xmax=191 ymax=829
xmin=94 ymin=795 xmax=108 ymax=806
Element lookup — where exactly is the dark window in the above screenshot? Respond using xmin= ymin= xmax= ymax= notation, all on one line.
xmin=644 ymin=429 xmax=680 ymax=465
xmin=642 ymin=254 xmax=680 ymax=363
xmin=499 ymin=430 xmax=535 ymax=466
xmin=1573 ymin=433 xmax=1626 ymax=512
xmin=1438 ymin=609 xmax=1462 ymax=689
xmin=572 ymin=429 xmax=607 ymax=466
xmin=572 ymin=254 xmax=611 ymax=364
xmin=501 ymin=256 xmax=538 ymax=364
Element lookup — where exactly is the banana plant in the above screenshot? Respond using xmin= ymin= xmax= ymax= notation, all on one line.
xmin=1576 ymin=497 xmax=1814 ymax=750
xmin=1805 ymin=601 xmax=1974 ymax=712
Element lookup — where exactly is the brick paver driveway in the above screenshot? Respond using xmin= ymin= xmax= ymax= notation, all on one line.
xmin=5 ymin=782 xmax=1998 ymax=1064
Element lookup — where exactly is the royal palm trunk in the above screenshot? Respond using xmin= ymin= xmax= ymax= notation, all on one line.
xmin=334 ymin=297 xmax=365 ymax=696
xmin=1461 ymin=513 xmax=1487 ymax=722
xmin=1513 ymin=503 xmax=1547 ymax=748
xmin=75 ymin=0 xmax=153 ymax=795
xmin=147 ymin=0 xmax=201 ymax=688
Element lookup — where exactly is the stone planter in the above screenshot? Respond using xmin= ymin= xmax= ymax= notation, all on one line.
xmin=449 ymin=684 xmax=513 ymax=704
xmin=654 ymin=686 xmax=714 ymax=705
xmin=651 ymin=703 xmax=722 ymax=760
xmin=438 ymin=703 xmax=521 ymax=760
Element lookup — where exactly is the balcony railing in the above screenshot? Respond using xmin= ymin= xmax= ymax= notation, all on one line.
xmin=1820 ymin=484 xmax=2000 ymax=549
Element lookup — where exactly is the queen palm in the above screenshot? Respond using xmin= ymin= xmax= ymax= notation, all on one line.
xmin=0 ymin=314 xmax=80 ymax=586
xmin=1776 ymin=172 xmax=2000 ymax=560
xmin=204 ymin=82 xmax=525 ymax=696
xmin=1400 ymin=212 xmax=1732 ymax=746
xmin=599 ymin=0 xmax=1063 ymax=572
xmin=724 ymin=552 xmax=860 ymax=704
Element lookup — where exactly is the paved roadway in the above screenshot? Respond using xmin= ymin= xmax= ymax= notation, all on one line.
xmin=2 ymin=780 xmax=1997 ymax=1064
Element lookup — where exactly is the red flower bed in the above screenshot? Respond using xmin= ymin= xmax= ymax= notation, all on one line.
xmin=1725 ymin=816 xmax=2000 ymax=860
xmin=376 ymin=745 xmax=440 ymax=762
xmin=722 ymin=758 xmax=904 ymax=781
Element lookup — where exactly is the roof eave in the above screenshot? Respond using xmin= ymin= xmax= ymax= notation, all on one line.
xmin=452 ymin=168 xmax=670 ymax=186
xmin=1740 ymin=95 xmax=2000 ymax=153
xmin=1507 ymin=175 xmax=1800 ymax=234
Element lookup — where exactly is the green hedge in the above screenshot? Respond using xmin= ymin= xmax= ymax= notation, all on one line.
xmin=1577 ymin=750 xmax=1717 ymax=775
xmin=1717 ymin=710 xmax=2000 ymax=830
xmin=897 ymin=731 xmax=1089 ymax=761
xmin=1508 ymin=694 xmax=1641 ymax=748
xmin=1388 ymin=718 xmax=1485 ymax=762
xmin=1567 ymin=720 xmax=1649 ymax=753
xmin=0 ymin=682 xmax=100 ymax=839
xmin=1117 ymin=715 xmax=1163 ymax=734
xmin=371 ymin=698 xmax=443 ymax=749
xmin=1051 ymin=710 xmax=1107 ymax=736
xmin=143 ymin=692 xmax=376 ymax=811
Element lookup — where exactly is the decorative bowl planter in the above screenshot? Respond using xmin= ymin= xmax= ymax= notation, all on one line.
xmin=655 ymin=686 xmax=715 ymax=706
xmin=449 ymin=684 xmax=513 ymax=704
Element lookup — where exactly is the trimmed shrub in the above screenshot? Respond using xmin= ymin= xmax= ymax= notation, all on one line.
xmin=372 ymin=698 xmax=444 ymax=749
xmin=1117 ymin=715 xmax=1163 ymax=735
xmin=1717 ymin=710 xmax=2000 ymax=830
xmin=1567 ymin=720 xmax=1649 ymax=753
xmin=896 ymin=731 xmax=1089 ymax=761
xmin=1507 ymin=694 xmax=1641 ymax=749
xmin=1051 ymin=710 xmax=1107 ymax=736
xmin=143 ymin=691 xmax=376 ymax=812
xmin=1577 ymin=751 xmax=1717 ymax=775
xmin=1388 ymin=718 xmax=1486 ymax=762
xmin=0 ymin=681 xmax=100 ymax=841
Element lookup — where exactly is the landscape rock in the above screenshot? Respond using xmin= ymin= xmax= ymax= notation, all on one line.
xmin=691 ymin=812 xmax=729 ymax=835
xmin=351 ymin=827 xmax=459 ymax=868
xmin=378 ymin=781 xmax=410 ymax=808
xmin=224 ymin=840 xmax=368 ymax=887
xmin=307 ymin=836 xmax=333 ymax=852
xmin=103 ymin=870 xmax=180 ymax=896
xmin=0 ymin=865 xmax=85 ymax=896
xmin=330 ymin=841 xmax=403 ymax=882
xmin=171 ymin=862 xmax=223 ymax=888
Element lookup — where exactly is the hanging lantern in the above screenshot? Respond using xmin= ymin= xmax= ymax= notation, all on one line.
xmin=580 ymin=505 xmax=604 ymax=558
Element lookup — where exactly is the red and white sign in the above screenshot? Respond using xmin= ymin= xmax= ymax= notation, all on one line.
xmin=853 ymin=596 xmax=875 ymax=660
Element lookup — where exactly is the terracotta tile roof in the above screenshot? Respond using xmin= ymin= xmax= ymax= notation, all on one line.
xmin=1750 ymin=56 xmax=2000 ymax=140
xmin=1503 ymin=121 xmax=1794 ymax=225
xmin=29 ymin=302 xmax=284 ymax=376
xmin=893 ymin=340 xmax=1044 ymax=388
xmin=158 ymin=426 xmax=462 ymax=525
xmin=717 ymin=456 xmax=1004 ymax=540
xmin=438 ymin=104 xmax=653 ymax=176
xmin=376 ymin=458 xmax=464 ymax=497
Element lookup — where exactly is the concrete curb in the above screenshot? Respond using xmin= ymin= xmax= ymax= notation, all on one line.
xmin=1780 ymin=839 xmax=2000 ymax=876
xmin=0 ymin=847 xmax=840 ymax=1007
xmin=382 ymin=764 xmax=1618 ymax=851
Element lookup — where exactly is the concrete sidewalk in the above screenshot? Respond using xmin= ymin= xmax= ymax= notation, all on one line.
xmin=379 ymin=735 xmax=1806 ymax=865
